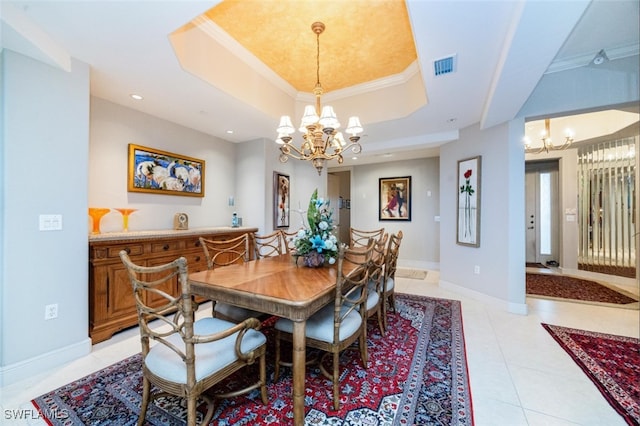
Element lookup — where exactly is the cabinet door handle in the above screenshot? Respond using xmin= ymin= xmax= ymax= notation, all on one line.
xmin=195 ymin=241 xmax=201 ymax=247
xmin=195 ymin=256 xmax=201 ymax=262
xmin=163 ymin=244 xmax=170 ymax=250
xmin=124 ymin=247 xmax=131 ymax=254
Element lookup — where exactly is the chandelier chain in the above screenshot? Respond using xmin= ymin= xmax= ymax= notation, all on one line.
xmin=316 ymin=31 xmax=320 ymax=87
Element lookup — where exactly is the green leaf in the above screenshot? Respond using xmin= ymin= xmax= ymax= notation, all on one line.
xmin=307 ymin=188 xmax=318 ymax=230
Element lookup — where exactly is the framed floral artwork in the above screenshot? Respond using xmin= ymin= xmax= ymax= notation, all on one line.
xmin=457 ymin=156 xmax=481 ymax=247
xmin=127 ymin=144 xmax=204 ymax=197
xmin=273 ymin=172 xmax=290 ymax=228
xmin=379 ymin=176 xmax=411 ymax=221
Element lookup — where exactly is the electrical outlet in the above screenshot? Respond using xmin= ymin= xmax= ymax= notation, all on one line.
xmin=474 ymin=265 xmax=480 ymax=274
xmin=45 ymin=303 xmax=58 ymax=320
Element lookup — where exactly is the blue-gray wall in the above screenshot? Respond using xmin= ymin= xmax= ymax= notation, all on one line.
xmin=1 ymin=50 xmax=91 ymax=383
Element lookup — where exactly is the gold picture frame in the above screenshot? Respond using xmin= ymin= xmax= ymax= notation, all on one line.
xmin=127 ymin=144 xmax=205 ymax=197
xmin=379 ymin=176 xmax=411 ymax=221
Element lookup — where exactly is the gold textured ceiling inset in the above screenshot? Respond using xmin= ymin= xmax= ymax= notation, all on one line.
xmin=204 ymin=0 xmax=417 ymax=93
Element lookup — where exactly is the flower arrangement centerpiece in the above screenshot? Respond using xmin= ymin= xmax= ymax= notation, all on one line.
xmin=292 ymin=189 xmax=339 ymax=267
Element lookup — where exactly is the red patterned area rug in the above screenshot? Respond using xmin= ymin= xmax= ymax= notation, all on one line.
xmin=542 ymin=324 xmax=640 ymax=425
xmin=32 ymin=294 xmax=473 ymax=425
xmin=526 ymin=273 xmax=638 ymax=307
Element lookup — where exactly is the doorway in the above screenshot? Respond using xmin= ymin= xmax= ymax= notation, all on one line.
xmin=525 ymin=160 xmax=560 ymax=266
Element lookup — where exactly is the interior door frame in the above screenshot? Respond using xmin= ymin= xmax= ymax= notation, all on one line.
xmin=525 ymin=160 xmax=560 ymax=265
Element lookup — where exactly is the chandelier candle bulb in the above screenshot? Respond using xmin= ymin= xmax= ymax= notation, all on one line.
xmin=524 ymin=118 xmax=574 ymax=154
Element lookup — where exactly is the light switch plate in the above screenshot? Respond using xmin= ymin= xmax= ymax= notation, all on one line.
xmin=39 ymin=214 xmax=63 ymax=231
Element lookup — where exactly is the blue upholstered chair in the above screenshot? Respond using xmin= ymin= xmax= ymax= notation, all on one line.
xmin=119 ymin=251 xmax=267 ymax=426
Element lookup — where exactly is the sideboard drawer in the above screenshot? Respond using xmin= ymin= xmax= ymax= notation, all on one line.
xmin=105 ymin=244 xmax=144 ymax=258
xmin=150 ymin=240 xmax=183 ymax=253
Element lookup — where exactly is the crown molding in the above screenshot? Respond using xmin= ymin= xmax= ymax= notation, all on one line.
xmin=545 ymin=44 xmax=640 ymax=74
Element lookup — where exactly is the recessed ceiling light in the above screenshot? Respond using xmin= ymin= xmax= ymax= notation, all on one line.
xmin=352 ymin=156 xmax=358 ymax=160
xmin=130 ymin=94 xmax=143 ymax=100
xmin=226 ymin=130 xmax=234 ymax=134
xmin=447 ymin=118 xmax=457 ymax=123
xmin=382 ymin=153 xmax=393 ymax=158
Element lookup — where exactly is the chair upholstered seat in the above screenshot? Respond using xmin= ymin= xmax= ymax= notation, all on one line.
xmin=274 ymin=303 xmax=363 ymax=344
xmin=146 ymin=317 xmax=267 ymax=383
xmin=214 ymin=303 xmax=264 ymax=323
xmin=385 ymin=277 xmax=395 ymax=293
xmin=382 ymin=231 xmax=403 ymax=331
xmin=346 ymin=282 xmax=380 ymax=312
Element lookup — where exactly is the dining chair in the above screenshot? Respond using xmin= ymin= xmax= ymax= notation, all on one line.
xmin=382 ymin=230 xmax=403 ymax=331
xmin=253 ymin=230 xmax=287 ymax=258
xmin=199 ymin=234 xmax=264 ymax=322
xmin=273 ymin=240 xmax=375 ymax=411
xmin=364 ymin=233 xmax=389 ymax=336
xmin=282 ymin=228 xmax=302 ymax=253
xmin=349 ymin=227 xmax=385 ymax=248
xmin=119 ymin=251 xmax=268 ymax=426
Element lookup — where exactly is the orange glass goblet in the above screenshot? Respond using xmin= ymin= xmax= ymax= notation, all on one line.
xmin=88 ymin=208 xmax=111 ymax=234
xmin=114 ymin=208 xmax=138 ymax=232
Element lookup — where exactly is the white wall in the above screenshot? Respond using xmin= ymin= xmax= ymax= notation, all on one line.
xmin=89 ymin=97 xmax=238 ymax=232
xmin=235 ymin=139 xmax=267 ymax=232
xmin=1 ymin=51 xmax=91 ymax=385
xmin=350 ymin=157 xmax=441 ymax=270
xmin=440 ymin=121 xmax=527 ymax=313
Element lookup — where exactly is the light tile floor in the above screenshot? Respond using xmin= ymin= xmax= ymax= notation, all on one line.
xmin=1 ymin=270 xmax=638 ymax=425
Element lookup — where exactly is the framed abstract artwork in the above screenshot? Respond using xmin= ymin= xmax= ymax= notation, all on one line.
xmin=457 ymin=156 xmax=481 ymax=247
xmin=379 ymin=176 xmax=411 ymax=221
xmin=127 ymin=144 xmax=205 ymax=197
xmin=274 ymin=172 xmax=290 ymax=228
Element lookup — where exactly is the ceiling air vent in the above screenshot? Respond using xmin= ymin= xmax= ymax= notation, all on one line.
xmin=434 ymin=54 xmax=457 ymax=76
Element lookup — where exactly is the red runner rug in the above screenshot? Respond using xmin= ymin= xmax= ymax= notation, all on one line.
xmin=527 ymin=273 xmax=638 ymax=305
xmin=542 ymin=323 xmax=640 ymax=425
xmin=32 ymin=294 xmax=473 ymax=425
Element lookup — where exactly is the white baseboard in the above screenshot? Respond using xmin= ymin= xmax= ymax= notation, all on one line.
xmin=0 ymin=338 xmax=92 ymax=387
xmin=439 ymin=279 xmax=528 ymax=315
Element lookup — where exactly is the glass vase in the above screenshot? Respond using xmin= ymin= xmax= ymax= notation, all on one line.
xmin=114 ymin=208 xmax=138 ymax=232
xmin=88 ymin=208 xmax=111 ymax=234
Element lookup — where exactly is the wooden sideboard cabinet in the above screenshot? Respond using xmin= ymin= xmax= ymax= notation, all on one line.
xmin=89 ymin=227 xmax=257 ymax=343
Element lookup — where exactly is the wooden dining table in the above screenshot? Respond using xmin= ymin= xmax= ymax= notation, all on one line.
xmin=188 ymin=253 xmax=351 ymax=426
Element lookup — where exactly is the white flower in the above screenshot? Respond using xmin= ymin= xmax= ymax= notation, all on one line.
xmin=319 ymin=221 xmax=328 ymax=230
xmin=297 ymin=229 xmax=306 ymax=238
xmin=328 ymin=257 xmax=336 ymax=265
xmin=324 ymin=239 xmax=335 ymax=251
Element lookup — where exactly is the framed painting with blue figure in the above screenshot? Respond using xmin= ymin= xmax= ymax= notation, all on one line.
xmin=274 ymin=171 xmax=290 ymax=228
xmin=457 ymin=156 xmax=481 ymax=247
xmin=379 ymin=176 xmax=411 ymax=221
xmin=128 ymin=144 xmax=205 ymax=197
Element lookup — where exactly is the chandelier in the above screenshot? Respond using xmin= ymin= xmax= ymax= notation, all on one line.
xmin=524 ymin=118 xmax=574 ymax=154
xmin=276 ymin=22 xmax=363 ymax=175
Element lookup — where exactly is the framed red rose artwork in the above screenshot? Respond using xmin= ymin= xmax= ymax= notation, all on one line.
xmin=457 ymin=156 xmax=481 ymax=247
